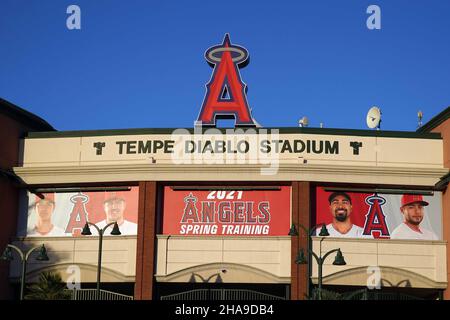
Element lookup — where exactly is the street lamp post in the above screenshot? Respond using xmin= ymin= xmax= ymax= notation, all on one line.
xmin=1 ymin=244 xmax=49 ymax=300
xmin=189 ymin=272 xmax=224 ymax=299
xmin=289 ymin=222 xmax=329 ymax=296
xmin=289 ymin=223 xmax=346 ymax=300
xmin=189 ymin=272 xmax=223 ymax=284
xmin=295 ymin=238 xmax=346 ymax=300
xmin=81 ymin=221 xmax=121 ymax=300
xmin=288 ymin=222 xmax=330 ymax=238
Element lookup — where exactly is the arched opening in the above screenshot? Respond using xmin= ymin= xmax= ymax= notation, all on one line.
xmin=155 ymin=263 xmax=290 ymax=300
xmin=15 ymin=263 xmax=136 ymax=299
xmin=313 ymin=266 xmax=445 ymax=300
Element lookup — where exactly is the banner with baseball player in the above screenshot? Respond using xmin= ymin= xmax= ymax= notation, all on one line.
xmin=162 ymin=186 xmax=291 ymax=236
xmin=315 ymin=187 xmax=442 ymax=240
xmin=17 ymin=187 xmax=139 ymax=237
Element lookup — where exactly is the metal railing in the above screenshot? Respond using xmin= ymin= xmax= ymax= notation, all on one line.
xmin=161 ymin=289 xmax=285 ymax=301
xmin=343 ymin=288 xmax=422 ymax=300
xmin=66 ymin=289 xmax=134 ymax=300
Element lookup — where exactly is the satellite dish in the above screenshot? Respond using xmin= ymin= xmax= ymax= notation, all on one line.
xmin=366 ymin=106 xmax=381 ymax=130
xmin=298 ymin=116 xmax=309 ymax=127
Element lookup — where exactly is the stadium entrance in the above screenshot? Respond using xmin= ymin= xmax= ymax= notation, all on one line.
xmin=156 ymin=283 xmax=289 ymax=300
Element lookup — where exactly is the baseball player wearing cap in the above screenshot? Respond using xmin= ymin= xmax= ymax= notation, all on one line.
xmin=27 ymin=194 xmax=66 ymax=237
xmin=390 ymin=194 xmax=438 ymax=240
xmin=317 ymin=192 xmax=372 ymax=238
xmin=94 ymin=195 xmax=138 ymax=236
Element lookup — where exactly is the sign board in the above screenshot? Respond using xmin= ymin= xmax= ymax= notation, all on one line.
xmin=315 ymin=187 xmax=442 ymax=240
xmin=18 ymin=187 xmax=139 ymax=237
xmin=162 ymin=186 xmax=291 ymax=236
xmin=22 ymin=133 xmax=443 ymax=173
xmin=196 ymin=34 xmax=256 ymax=127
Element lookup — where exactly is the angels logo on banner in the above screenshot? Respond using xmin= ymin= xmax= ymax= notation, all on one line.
xmin=315 ymin=187 xmax=442 ymax=240
xmin=362 ymin=194 xmax=389 ymax=238
xmin=162 ymin=186 xmax=291 ymax=236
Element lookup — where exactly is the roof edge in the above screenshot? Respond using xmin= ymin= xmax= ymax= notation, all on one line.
xmin=26 ymin=126 xmax=441 ymax=139
xmin=417 ymin=106 xmax=450 ymax=133
xmin=0 ymin=97 xmax=55 ymax=131
xmin=435 ymin=171 xmax=450 ymax=191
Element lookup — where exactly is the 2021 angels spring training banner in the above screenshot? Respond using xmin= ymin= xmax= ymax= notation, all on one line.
xmin=17 ymin=187 xmax=139 ymax=237
xmin=315 ymin=187 xmax=442 ymax=240
xmin=162 ymin=186 xmax=291 ymax=236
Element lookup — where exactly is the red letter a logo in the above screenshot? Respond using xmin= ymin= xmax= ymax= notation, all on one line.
xmin=180 ymin=193 xmax=199 ymax=223
xmin=363 ymin=194 xmax=390 ymax=238
xmin=196 ymin=34 xmax=256 ymax=127
xmin=65 ymin=193 xmax=89 ymax=236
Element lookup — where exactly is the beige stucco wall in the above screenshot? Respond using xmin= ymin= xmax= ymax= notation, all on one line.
xmin=14 ymin=133 xmax=448 ymax=186
xmin=13 ymin=163 xmax=448 ymax=187
xmin=155 ymin=235 xmax=447 ymax=288
xmin=8 ymin=237 xmax=137 ymax=283
xmin=8 ymin=235 xmax=447 ymax=290
xmin=20 ymin=134 xmax=443 ymax=168
xmin=155 ymin=235 xmax=291 ymax=283
xmin=310 ymin=237 xmax=447 ymax=289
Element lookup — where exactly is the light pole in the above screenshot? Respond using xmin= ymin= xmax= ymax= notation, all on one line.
xmin=1 ymin=244 xmax=49 ymax=300
xmin=81 ymin=221 xmax=121 ymax=300
xmin=288 ymin=222 xmax=330 ymax=238
xmin=295 ymin=238 xmax=346 ymax=300
xmin=289 ymin=223 xmax=346 ymax=300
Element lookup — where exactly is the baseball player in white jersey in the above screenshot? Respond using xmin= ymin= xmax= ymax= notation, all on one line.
xmin=317 ymin=192 xmax=372 ymax=238
xmin=92 ymin=194 xmax=138 ymax=236
xmin=390 ymin=194 xmax=438 ymax=240
xmin=27 ymin=194 xmax=69 ymax=237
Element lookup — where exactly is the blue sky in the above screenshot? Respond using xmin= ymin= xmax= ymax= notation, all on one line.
xmin=1 ymin=0 xmax=449 ymax=131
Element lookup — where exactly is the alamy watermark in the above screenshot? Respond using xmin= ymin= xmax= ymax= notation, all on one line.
xmin=66 ymin=5 xmax=81 ymax=30
xmin=367 ymin=5 xmax=381 ymax=30
xmin=66 ymin=264 xmax=81 ymax=290
xmin=366 ymin=266 xmax=381 ymax=289
xmin=170 ymin=127 xmax=281 ymax=176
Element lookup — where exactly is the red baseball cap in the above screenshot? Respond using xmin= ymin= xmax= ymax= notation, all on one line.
xmin=35 ymin=193 xmax=55 ymax=204
xmin=401 ymin=194 xmax=429 ymax=207
xmin=103 ymin=191 xmax=126 ymax=204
